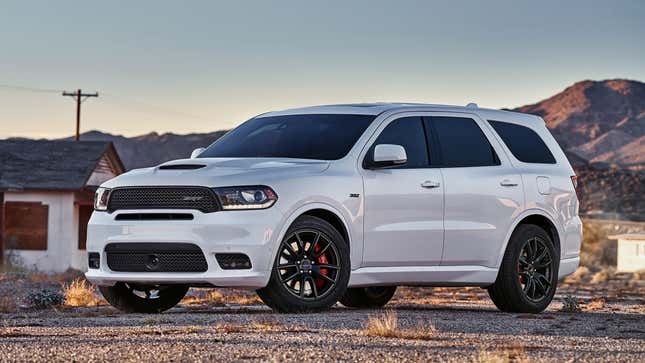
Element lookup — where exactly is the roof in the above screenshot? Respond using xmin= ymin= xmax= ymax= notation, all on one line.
xmin=609 ymin=234 xmax=645 ymax=241
xmin=0 ymin=140 xmax=125 ymax=191
xmin=260 ymin=102 xmax=542 ymax=124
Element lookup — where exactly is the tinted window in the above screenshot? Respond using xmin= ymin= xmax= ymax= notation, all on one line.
xmin=430 ymin=117 xmax=499 ymax=167
xmin=367 ymin=117 xmax=429 ymax=168
xmin=489 ymin=120 xmax=556 ymax=164
xmin=199 ymin=114 xmax=375 ymax=160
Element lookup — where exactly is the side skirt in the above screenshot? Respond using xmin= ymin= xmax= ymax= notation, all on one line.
xmin=348 ymin=265 xmax=499 ymax=288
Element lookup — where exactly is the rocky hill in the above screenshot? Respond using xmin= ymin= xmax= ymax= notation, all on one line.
xmin=516 ymin=79 xmax=644 ymax=170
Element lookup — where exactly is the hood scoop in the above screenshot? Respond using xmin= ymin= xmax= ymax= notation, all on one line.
xmin=158 ymin=164 xmax=206 ymax=170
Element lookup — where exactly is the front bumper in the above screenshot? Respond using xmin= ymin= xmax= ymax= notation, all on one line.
xmin=85 ymin=208 xmax=285 ymax=289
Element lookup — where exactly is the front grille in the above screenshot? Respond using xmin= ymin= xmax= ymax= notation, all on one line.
xmin=108 ymin=187 xmax=220 ymax=213
xmin=105 ymin=243 xmax=208 ymax=272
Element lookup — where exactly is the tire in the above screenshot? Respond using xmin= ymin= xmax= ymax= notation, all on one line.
xmin=99 ymin=283 xmax=189 ymax=313
xmin=488 ymin=224 xmax=559 ymax=314
xmin=257 ymin=215 xmax=350 ymax=313
xmin=340 ymin=286 xmax=397 ymax=308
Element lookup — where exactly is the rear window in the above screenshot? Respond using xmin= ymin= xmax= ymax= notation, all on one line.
xmin=488 ymin=120 xmax=556 ymax=164
xmin=199 ymin=114 xmax=375 ymax=160
xmin=430 ymin=117 xmax=499 ymax=167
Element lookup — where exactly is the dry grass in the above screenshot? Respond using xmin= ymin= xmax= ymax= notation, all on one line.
xmin=0 ymin=296 xmax=17 ymax=314
xmin=182 ymin=290 xmax=226 ymax=306
xmin=590 ymin=267 xmax=615 ymax=284
xmin=363 ymin=310 xmax=437 ymax=341
xmin=182 ymin=289 xmax=261 ymax=307
xmin=475 ymin=345 xmax=530 ymax=363
xmin=214 ymin=318 xmax=311 ymax=334
xmin=63 ymin=278 xmax=103 ymax=307
xmin=584 ymin=297 xmax=607 ymax=311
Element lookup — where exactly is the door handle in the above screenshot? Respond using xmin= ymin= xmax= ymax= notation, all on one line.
xmin=500 ymin=179 xmax=518 ymax=187
xmin=421 ymin=180 xmax=441 ymax=189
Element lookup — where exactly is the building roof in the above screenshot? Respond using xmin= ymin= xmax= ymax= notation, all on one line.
xmin=0 ymin=140 xmax=125 ymax=191
xmin=609 ymin=234 xmax=645 ymax=241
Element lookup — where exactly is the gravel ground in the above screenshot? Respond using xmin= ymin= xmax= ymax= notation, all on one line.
xmin=1 ymin=283 xmax=643 ymax=362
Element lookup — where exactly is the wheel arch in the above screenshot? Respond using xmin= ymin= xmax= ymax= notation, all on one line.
xmin=272 ymin=203 xmax=358 ymax=271
xmin=496 ymin=209 xmax=562 ymax=268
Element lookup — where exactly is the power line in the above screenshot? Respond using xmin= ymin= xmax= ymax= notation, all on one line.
xmin=101 ymin=92 xmax=213 ymax=121
xmin=0 ymin=83 xmax=61 ymax=94
xmin=1 ymin=82 xmax=215 ymax=127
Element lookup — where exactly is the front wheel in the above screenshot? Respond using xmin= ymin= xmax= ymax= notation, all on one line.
xmin=257 ymin=216 xmax=350 ymax=313
xmin=488 ymin=224 xmax=558 ymax=313
xmin=99 ymin=283 xmax=188 ymax=313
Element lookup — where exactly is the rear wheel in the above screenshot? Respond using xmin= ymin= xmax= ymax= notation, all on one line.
xmin=340 ymin=286 xmax=397 ymax=308
xmin=257 ymin=216 xmax=350 ymax=313
xmin=99 ymin=283 xmax=188 ymax=313
xmin=488 ymin=224 xmax=558 ymax=313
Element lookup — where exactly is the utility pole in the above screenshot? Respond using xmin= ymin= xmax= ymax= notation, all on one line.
xmin=62 ymin=89 xmax=98 ymax=141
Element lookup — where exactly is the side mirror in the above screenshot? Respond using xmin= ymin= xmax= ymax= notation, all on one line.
xmin=190 ymin=147 xmax=206 ymax=159
xmin=369 ymin=144 xmax=407 ymax=168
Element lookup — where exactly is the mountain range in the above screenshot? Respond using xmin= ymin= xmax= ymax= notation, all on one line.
xmin=8 ymin=79 xmax=645 ymax=220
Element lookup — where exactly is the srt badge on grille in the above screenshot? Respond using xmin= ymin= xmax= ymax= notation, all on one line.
xmin=181 ymin=196 xmax=204 ymax=201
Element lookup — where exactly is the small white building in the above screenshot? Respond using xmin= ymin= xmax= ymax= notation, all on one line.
xmin=610 ymin=234 xmax=645 ymax=273
xmin=1 ymin=140 xmax=124 ymax=273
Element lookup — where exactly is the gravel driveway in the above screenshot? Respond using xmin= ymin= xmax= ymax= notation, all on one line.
xmin=1 ymin=284 xmax=643 ymax=362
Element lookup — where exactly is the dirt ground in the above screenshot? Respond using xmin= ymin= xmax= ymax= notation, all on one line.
xmin=0 ymin=271 xmax=643 ymax=362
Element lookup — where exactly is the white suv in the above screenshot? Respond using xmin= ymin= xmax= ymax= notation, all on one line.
xmin=86 ymin=103 xmax=582 ymax=314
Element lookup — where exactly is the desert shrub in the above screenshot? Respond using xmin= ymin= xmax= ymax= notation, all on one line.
xmin=364 ymin=310 xmax=436 ymax=340
xmin=560 ymin=295 xmax=581 ymax=313
xmin=26 ymin=289 xmax=65 ymax=309
xmin=63 ymin=278 xmax=102 ymax=307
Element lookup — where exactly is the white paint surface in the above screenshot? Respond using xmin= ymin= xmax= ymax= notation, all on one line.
xmin=5 ymin=191 xmax=87 ymax=273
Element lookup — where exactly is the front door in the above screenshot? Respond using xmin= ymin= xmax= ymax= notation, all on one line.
xmin=361 ymin=116 xmax=444 ymax=267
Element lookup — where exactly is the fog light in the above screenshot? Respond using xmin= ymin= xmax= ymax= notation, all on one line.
xmin=215 ymin=253 xmax=252 ymax=270
xmin=88 ymin=252 xmax=100 ymax=269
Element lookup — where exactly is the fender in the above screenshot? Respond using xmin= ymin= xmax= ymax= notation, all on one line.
xmin=494 ymin=208 xmax=563 ymax=268
xmin=269 ymin=202 xmax=360 ymax=272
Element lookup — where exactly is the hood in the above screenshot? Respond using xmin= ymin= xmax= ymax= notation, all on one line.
xmin=101 ymin=157 xmax=331 ymax=188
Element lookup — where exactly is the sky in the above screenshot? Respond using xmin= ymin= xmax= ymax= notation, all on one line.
xmin=0 ymin=0 xmax=643 ymax=139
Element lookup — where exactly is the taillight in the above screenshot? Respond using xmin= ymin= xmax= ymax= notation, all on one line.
xmin=570 ymin=175 xmax=578 ymax=189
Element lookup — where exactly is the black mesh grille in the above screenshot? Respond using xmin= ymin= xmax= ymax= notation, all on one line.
xmin=105 ymin=243 xmax=208 ymax=272
xmin=108 ymin=187 xmax=220 ymax=213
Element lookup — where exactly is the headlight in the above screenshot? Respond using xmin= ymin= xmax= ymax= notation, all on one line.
xmin=94 ymin=187 xmax=111 ymax=211
xmin=212 ymin=186 xmax=277 ymax=210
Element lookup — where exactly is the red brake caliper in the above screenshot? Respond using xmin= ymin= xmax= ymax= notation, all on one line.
xmin=314 ymin=244 xmax=328 ymax=288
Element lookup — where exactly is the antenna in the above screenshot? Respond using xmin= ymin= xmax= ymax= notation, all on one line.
xmin=466 ymin=103 xmax=478 ymax=108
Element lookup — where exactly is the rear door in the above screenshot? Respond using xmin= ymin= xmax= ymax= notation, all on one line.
xmin=424 ymin=113 xmax=524 ymax=267
xmin=361 ymin=115 xmax=444 ymax=267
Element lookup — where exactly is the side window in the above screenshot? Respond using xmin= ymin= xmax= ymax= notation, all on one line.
xmin=488 ymin=120 xmax=556 ymax=164
xmin=366 ymin=117 xmax=429 ymax=169
xmin=428 ymin=116 xmax=499 ymax=167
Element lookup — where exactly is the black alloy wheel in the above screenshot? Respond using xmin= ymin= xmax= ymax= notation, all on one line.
xmin=276 ymin=229 xmax=341 ymax=300
xmin=487 ymin=224 xmax=559 ymax=313
xmin=256 ymin=216 xmax=350 ymax=313
xmin=518 ymin=236 xmax=553 ymax=302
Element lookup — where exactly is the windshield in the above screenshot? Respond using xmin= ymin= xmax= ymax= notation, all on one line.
xmin=198 ymin=114 xmax=375 ymax=160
